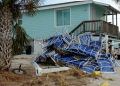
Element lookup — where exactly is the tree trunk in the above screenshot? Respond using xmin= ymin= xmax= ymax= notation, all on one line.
xmin=0 ymin=7 xmax=13 ymax=70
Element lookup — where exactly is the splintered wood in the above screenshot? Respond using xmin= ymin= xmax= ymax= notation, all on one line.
xmin=0 ymin=7 xmax=13 ymax=70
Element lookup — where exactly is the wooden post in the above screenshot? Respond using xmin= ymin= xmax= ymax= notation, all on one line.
xmin=112 ymin=11 xmax=114 ymax=25
xmin=77 ymin=29 xmax=78 ymax=35
xmin=83 ymin=22 xmax=85 ymax=33
xmin=106 ymin=8 xmax=107 ymax=22
xmin=118 ymin=27 xmax=119 ymax=38
xmin=106 ymin=7 xmax=108 ymax=34
xmin=116 ymin=12 xmax=117 ymax=26
xmin=112 ymin=11 xmax=114 ymax=35
xmin=101 ymin=20 xmax=103 ymax=33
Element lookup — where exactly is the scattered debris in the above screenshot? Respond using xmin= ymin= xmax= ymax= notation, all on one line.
xmin=92 ymin=71 xmax=101 ymax=75
xmin=33 ymin=29 xmax=120 ymax=76
xmin=12 ymin=65 xmax=26 ymax=74
xmin=100 ymin=81 xmax=109 ymax=86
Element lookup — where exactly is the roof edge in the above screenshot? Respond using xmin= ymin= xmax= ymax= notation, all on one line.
xmin=22 ymin=0 xmax=120 ymax=13
xmin=93 ymin=1 xmax=120 ymax=13
xmin=37 ymin=0 xmax=93 ymax=11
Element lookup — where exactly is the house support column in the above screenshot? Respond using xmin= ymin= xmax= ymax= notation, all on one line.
xmin=112 ymin=11 xmax=114 ymax=35
xmin=116 ymin=12 xmax=117 ymax=26
xmin=106 ymin=7 xmax=108 ymax=34
xmin=116 ymin=12 xmax=119 ymax=38
xmin=106 ymin=8 xmax=107 ymax=22
xmin=112 ymin=11 xmax=114 ymax=25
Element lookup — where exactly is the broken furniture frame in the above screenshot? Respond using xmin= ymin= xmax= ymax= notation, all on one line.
xmin=32 ymin=61 xmax=70 ymax=76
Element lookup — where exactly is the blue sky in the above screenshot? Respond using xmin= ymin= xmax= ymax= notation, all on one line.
xmin=43 ymin=0 xmax=120 ymax=30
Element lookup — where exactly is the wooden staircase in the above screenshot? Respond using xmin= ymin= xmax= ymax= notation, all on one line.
xmin=69 ymin=20 xmax=119 ymax=38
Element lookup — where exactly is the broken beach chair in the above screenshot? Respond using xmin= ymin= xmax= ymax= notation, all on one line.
xmin=33 ymin=36 xmax=71 ymax=75
xmin=66 ymin=33 xmax=102 ymax=59
xmin=82 ymin=62 xmax=99 ymax=74
xmin=97 ymin=54 xmax=115 ymax=73
xmin=44 ymin=29 xmax=72 ymax=50
xmin=32 ymin=61 xmax=70 ymax=76
xmin=33 ymin=51 xmax=70 ymax=76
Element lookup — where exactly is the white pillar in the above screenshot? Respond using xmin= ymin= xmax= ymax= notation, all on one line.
xmin=105 ymin=35 xmax=109 ymax=54
xmin=111 ymin=41 xmax=114 ymax=54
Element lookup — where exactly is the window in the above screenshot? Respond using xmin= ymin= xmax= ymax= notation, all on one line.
xmin=55 ymin=8 xmax=71 ymax=27
xmin=18 ymin=14 xmax=23 ymax=25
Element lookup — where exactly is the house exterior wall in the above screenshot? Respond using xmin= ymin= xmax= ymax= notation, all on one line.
xmin=90 ymin=3 xmax=105 ymax=20
xmin=22 ymin=3 xmax=107 ymax=39
xmin=22 ymin=4 xmax=89 ymax=39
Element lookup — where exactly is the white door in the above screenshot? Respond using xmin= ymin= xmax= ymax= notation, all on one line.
xmin=92 ymin=8 xmax=95 ymax=20
xmin=92 ymin=8 xmax=96 ymax=31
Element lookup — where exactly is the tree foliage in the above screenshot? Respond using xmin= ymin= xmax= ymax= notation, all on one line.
xmin=114 ymin=0 xmax=120 ymax=3
xmin=12 ymin=24 xmax=31 ymax=55
xmin=0 ymin=0 xmax=44 ymax=55
xmin=0 ymin=0 xmax=44 ymax=21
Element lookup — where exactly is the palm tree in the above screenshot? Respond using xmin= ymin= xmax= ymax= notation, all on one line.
xmin=113 ymin=0 xmax=120 ymax=5
xmin=0 ymin=0 xmax=44 ymax=70
xmin=114 ymin=0 xmax=120 ymax=2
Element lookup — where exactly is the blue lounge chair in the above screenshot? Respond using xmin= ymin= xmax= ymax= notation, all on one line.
xmin=97 ymin=54 xmax=115 ymax=73
xmin=97 ymin=59 xmax=115 ymax=73
xmin=53 ymin=54 xmax=62 ymax=62
xmin=66 ymin=33 xmax=102 ymax=59
xmin=82 ymin=63 xmax=99 ymax=74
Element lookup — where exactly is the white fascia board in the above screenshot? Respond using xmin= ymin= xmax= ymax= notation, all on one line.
xmin=37 ymin=1 xmax=93 ymax=11
xmin=109 ymin=5 xmax=120 ymax=13
xmin=93 ymin=1 xmax=120 ymax=13
xmin=93 ymin=1 xmax=109 ymax=6
xmin=21 ymin=1 xmax=93 ymax=12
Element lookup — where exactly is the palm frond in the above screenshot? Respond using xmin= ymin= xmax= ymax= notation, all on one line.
xmin=24 ymin=1 xmax=37 ymax=17
xmin=21 ymin=0 xmax=44 ymax=17
xmin=113 ymin=0 xmax=120 ymax=3
xmin=0 ymin=0 xmax=10 ymax=8
xmin=12 ymin=23 xmax=31 ymax=55
xmin=0 ymin=0 xmax=44 ymax=55
xmin=0 ymin=0 xmax=44 ymax=20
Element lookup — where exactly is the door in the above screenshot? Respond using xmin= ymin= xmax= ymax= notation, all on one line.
xmin=92 ymin=8 xmax=96 ymax=20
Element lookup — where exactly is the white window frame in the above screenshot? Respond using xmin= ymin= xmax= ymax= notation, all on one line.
xmin=54 ymin=7 xmax=71 ymax=28
xmin=18 ymin=14 xmax=23 ymax=26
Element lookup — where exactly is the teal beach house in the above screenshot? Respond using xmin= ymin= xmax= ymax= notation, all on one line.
xmin=21 ymin=0 xmax=120 ymax=50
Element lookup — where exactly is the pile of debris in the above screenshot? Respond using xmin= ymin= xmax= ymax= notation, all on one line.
xmin=33 ymin=29 xmax=120 ymax=76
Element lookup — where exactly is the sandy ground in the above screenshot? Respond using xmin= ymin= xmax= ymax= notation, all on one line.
xmin=9 ymin=55 xmax=90 ymax=86
xmin=88 ymin=60 xmax=120 ymax=86
xmin=9 ymin=54 xmax=120 ymax=86
xmin=11 ymin=58 xmax=33 ymax=69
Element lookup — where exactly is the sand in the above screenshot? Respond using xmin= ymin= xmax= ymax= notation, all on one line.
xmin=88 ymin=73 xmax=120 ymax=86
xmin=9 ymin=55 xmax=120 ymax=86
xmin=88 ymin=60 xmax=120 ymax=86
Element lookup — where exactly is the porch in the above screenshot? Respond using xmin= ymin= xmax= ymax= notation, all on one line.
xmin=69 ymin=3 xmax=120 ymax=38
xmin=69 ymin=20 xmax=119 ymax=38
